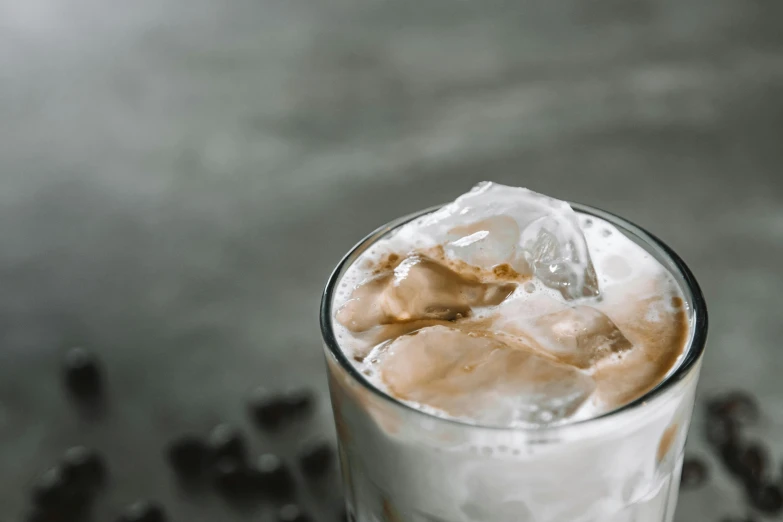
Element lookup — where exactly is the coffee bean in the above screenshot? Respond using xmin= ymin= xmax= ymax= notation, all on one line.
xmin=208 ymin=424 xmax=247 ymax=464
xmin=705 ymin=416 xmax=740 ymax=450
xmin=707 ymin=391 xmax=759 ymax=424
xmin=31 ymin=467 xmax=67 ymax=508
xmin=65 ymin=490 xmax=94 ymax=514
xmin=299 ymin=442 xmax=333 ymax=477
xmin=680 ymin=457 xmax=708 ymax=489
xmin=214 ymin=458 xmax=252 ymax=497
xmin=248 ymin=388 xmax=289 ymax=429
xmin=63 ymin=347 xmax=102 ymax=397
xmin=721 ymin=443 xmax=746 ymax=477
xmin=118 ymin=500 xmax=167 ymax=522
xmin=166 ymin=435 xmax=208 ymax=476
xmin=283 ymin=388 xmax=314 ymax=414
xmin=255 ymin=453 xmax=295 ymax=498
xmin=721 ymin=442 xmax=769 ymax=487
xmin=748 ymin=483 xmax=783 ymax=514
xmin=62 ymin=446 xmax=106 ymax=490
xmin=277 ymin=504 xmax=311 ymax=522
xmin=31 ymin=481 xmax=91 ymax=518
xmin=738 ymin=443 xmax=768 ymax=484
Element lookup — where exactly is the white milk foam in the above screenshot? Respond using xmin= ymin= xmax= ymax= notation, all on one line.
xmin=332 ymin=183 xmax=689 ymax=427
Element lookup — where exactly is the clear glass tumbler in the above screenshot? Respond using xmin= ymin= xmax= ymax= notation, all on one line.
xmin=320 ymin=203 xmax=708 ymax=522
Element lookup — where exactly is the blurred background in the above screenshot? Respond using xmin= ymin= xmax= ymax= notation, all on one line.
xmin=1 ymin=0 xmax=782 ymax=520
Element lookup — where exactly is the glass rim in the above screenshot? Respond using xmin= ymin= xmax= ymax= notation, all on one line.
xmin=319 ymin=202 xmax=709 ymax=432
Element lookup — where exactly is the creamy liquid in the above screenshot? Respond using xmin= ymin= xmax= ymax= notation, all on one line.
xmin=332 ymin=184 xmax=689 ymax=427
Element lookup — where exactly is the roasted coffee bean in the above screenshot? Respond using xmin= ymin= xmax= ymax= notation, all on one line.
xmin=283 ymin=388 xmax=314 ymax=414
xmin=208 ymin=424 xmax=247 ymax=463
xmin=63 ymin=347 xmax=102 ymax=397
xmin=277 ymin=504 xmax=311 ymax=522
xmin=31 ymin=467 xmax=67 ymax=508
xmin=255 ymin=453 xmax=295 ymax=498
xmin=30 ymin=464 xmax=92 ymax=519
xmin=721 ymin=443 xmax=746 ymax=477
xmin=738 ymin=443 xmax=768 ymax=484
xmin=748 ymin=482 xmax=783 ymax=515
xmin=166 ymin=435 xmax=208 ymax=476
xmin=705 ymin=416 xmax=740 ymax=449
xmin=721 ymin=442 xmax=769 ymax=486
xmin=62 ymin=446 xmax=106 ymax=490
xmin=707 ymin=391 xmax=759 ymax=424
xmin=299 ymin=442 xmax=333 ymax=477
xmin=214 ymin=458 xmax=252 ymax=497
xmin=118 ymin=500 xmax=167 ymax=522
xmin=248 ymin=388 xmax=289 ymax=429
xmin=680 ymin=457 xmax=708 ymax=489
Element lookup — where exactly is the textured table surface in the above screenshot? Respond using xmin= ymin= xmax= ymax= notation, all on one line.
xmin=1 ymin=0 xmax=782 ymax=520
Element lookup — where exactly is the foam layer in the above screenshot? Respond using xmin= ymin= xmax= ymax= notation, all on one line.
xmin=332 ymin=183 xmax=689 ymax=427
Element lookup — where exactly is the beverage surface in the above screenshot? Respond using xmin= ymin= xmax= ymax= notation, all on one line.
xmin=332 ymin=183 xmax=689 ymax=427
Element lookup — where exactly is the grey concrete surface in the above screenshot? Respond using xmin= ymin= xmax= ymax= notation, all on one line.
xmin=1 ymin=0 xmax=782 ymax=520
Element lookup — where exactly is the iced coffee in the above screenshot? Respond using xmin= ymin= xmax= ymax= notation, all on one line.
xmin=321 ymin=183 xmax=707 ymax=522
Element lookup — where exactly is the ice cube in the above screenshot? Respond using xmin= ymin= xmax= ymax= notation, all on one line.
xmin=376 ymin=326 xmax=595 ymax=426
xmin=337 ymin=255 xmax=515 ymax=332
xmin=445 ymin=215 xmax=527 ymax=272
xmin=401 ymin=182 xmax=599 ymax=299
xmin=528 ymin=306 xmax=633 ymax=369
xmin=521 ymin=217 xmax=599 ymax=299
